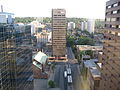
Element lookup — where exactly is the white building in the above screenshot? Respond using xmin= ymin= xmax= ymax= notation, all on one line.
xmin=87 ymin=19 xmax=95 ymax=33
xmin=0 ymin=12 xmax=14 ymax=24
xmin=81 ymin=21 xmax=87 ymax=31
xmin=68 ymin=22 xmax=75 ymax=30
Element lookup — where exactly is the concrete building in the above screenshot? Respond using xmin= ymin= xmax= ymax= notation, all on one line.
xmin=33 ymin=51 xmax=48 ymax=79
xmin=81 ymin=21 xmax=88 ymax=31
xmin=84 ymin=59 xmax=101 ymax=90
xmin=0 ymin=6 xmax=14 ymax=24
xmin=76 ymin=45 xmax=103 ymax=59
xmin=68 ymin=22 xmax=75 ymax=30
xmin=87 ymin=19 xmax=95 ymax=33
xmin=98 ymin=0 xmax=120 ymax=90
xmin=52 ymin=9 xmax=66 ymax=58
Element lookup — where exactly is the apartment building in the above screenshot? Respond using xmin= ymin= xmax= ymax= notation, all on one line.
xmin=0 ymin=25 xmax=33 ymax=90
xmin=98 ymin=0 xmax=120 ymax=90
xmin=52 ymin=9 xmax=66 ymax=57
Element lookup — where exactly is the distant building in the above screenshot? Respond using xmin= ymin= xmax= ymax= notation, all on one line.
xmin=76 ymin=45 xmax=103 ymax=59
xmin=37 ymin=31 xmax=51 ymax=46
xmin=52 ymin=9 xmax=66 ymax=58
xmin=81 ymin=21 xmax=87 ymax=31
xmin=68 ymin=22 xmax=75 ymax=30
xmin=87 ymin=19 xmax=95 ymax=33
xmin=0 ymin=12 xmax=14 ymax=24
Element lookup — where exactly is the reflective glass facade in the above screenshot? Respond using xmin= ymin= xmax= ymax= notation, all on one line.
xmin=0 ymin=25 xmax=33 ymax=90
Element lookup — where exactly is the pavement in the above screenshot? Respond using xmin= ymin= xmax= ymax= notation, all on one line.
xmin=34 ymin=79 xmax=47 ymax=90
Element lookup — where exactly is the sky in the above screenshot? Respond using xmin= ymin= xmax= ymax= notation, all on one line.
xmin=1 ymin=0 xmax=109 ymax=19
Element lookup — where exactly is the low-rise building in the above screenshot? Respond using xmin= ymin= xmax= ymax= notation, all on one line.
xmin=33 ymin=51 xmax=48 ymax=79
xmin=76 ymin=45 xmax=103 ymax=59
xmin=84 ymin=59 xmax=101 ymax=90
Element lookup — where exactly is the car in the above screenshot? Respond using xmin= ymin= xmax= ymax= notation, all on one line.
xmin=67 ymin=75 xmax=72 ymax=84
xmin=67 ymin=68 xmax=71 ymax=75
xmin=64 ymin=71 xmax=67 ymax=78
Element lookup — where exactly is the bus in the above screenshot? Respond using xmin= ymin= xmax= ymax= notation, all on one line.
xmin=67 ymin=68 xmax=71 ymax=75
xmin=67 ymin=75 xmax=72 ymax=84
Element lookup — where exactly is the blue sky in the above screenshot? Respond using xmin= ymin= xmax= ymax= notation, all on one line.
xmin=1 ymin=0 xmax=109 ymax=19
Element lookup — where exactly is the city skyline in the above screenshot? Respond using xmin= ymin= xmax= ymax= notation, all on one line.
xmin=1 ymin=0 xmax=108 ymax=19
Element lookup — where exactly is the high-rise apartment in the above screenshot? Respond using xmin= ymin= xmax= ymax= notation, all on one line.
xmin=52 ymin=9 xmax=66 ymax=57
xmin=0 ymin=25 xmax=33 ymax=90
xmin=98 ymin=0 xmax=120 ymax=90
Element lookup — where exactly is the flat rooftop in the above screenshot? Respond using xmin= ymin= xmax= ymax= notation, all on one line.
xmin=84 ymin=60 xmax=100 ymax=79
xmin=77 ymin=45 xmax=103 ymax=51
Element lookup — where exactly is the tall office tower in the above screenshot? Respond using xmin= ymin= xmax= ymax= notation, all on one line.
xmin=98 ymin=0 xmax=120 ymax=90
xmin=0 ymin=25 xmax=33 ymax=90
xmin=52 ymin=9 xmax=66 ymax=57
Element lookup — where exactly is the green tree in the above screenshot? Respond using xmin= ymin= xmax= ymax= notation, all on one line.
xmin=77 ymin=36 xmax=95 ymax=45
xmin=15 ymin=17 xmax=35 ymax=24
xmin=85 ymin=50 xmax=93 ymax=58
xmin=48 ymin=80 xmax=56 ymax=88
xmin=67 ymin=35 xmax=75 ymax=47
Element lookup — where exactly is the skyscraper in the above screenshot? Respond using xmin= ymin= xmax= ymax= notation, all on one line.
xmin=98 ymin=0 xmax=120 ymax=90
xmin=52 ymin=9 xmax=66 ymax=58
xmin=0 ymin=25 xmax=33 ymax=90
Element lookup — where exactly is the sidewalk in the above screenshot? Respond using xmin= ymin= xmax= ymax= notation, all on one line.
xmin=34 ymin=79 xmax=47 ymax=90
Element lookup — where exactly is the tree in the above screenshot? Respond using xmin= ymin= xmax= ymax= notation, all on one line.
xmin=67 ymin=35 xmax=75 ymax=47
xmin=48 ymin=80 xmax=56 ymax=88
xmin=15 ymin=17 xmax=35 ymax=24
xmin=77 ymin=36 xmax=95 ymax=45
xmin=85 ymin=50 xmax=93 ymax=58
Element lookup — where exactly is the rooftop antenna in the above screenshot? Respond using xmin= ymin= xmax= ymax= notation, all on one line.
xmin=1 ymin=5 xmax=3 ymax=12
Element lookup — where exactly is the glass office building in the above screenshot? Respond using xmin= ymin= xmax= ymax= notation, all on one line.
xmin=0 ymin=25 xmax=33 ymax=90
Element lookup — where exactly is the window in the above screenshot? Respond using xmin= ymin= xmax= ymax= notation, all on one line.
xmin=106 ymin=12 xmax=111 ymax=15
xmin=113 ymin=3 xmax=118 ymax=7
xmin=112 ymin=25 xmax=116 ymax=28
xmin=118 ymin=25 xmax=120 ymax=28
xmin=116 ymin=17 xmax=120 ymax=21
xmin=118 ymin=33 xmax=120 ymax=36
xmin=107 ymin=5 xmax=111 ymax=9
xmin=111 ymin=18 xmax=116 ymax=21
xmin=112 ymin=10 xmax=117 ymax=14
xmin=106 ymin=18 xmax=111 ymax=21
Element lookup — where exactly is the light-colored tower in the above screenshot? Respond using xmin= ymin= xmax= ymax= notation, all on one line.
xmin=87 ymin=19 xmax=95 ymax=33
xmin=52 ymin=9 xmax=66 ymax=57
xmin=81 ymin=21 xmax=88 ymax=31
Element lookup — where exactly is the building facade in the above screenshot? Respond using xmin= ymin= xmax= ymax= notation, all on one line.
xmin=98 ymin=0 xmax=120 ymax=90
xmin=0 ymin=25 xmax=33 ymax=90
xmin=87 ymin=19 xmax=95 ymax=34
xmin=68 ymin=22 xmax=75 ymax=30
xmin=52 ymin=9 xmax=66 ymax=57
xmin=81 ymin=21 xmax=88 ymax=31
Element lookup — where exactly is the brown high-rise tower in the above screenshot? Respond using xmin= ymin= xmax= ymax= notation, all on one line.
xmin=52 ymin=9 xmax=66 ymax=57
xmin=98 ymin=0 xmax=120 ymax=90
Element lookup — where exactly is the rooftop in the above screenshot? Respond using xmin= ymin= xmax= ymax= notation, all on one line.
xmin=84 ymin=59 xmax=101 ymax=79
xmin=77 ymin=45 xmax=103 ymax=51
xmin=0 ymin=12 xmax=14 ymax=15
xmin=33 ymin=51 xmax=48 ymax=64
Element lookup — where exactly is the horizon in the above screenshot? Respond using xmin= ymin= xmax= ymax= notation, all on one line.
xmin=1 ymin=0 xmax=108 ymax=19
